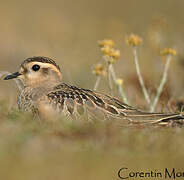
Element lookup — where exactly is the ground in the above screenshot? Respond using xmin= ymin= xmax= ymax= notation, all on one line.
xmin=0 ymin=105 xmax=183 ymax=180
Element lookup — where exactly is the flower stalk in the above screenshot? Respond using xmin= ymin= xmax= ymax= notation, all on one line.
xmin=107 ymin=63 xmax=113 ymax=95
xmin=116 ymin=78 xmax=129 ymax=104
xmin=108 ymin=61 xmax=129 ymax=104
xmin=150 ymin=55 xmax=172 ymax=112
xmin=93 ymin=76 xmax=101 ymax=91
xmin=133 ymin=48 xmax=151 ymax=105
xmin=98 ymin=39 xmax=128 ymax=103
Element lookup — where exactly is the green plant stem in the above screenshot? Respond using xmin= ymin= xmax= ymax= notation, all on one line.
xmin=109 ymin=63 xmax=116 ymax=82
xmin=103 ymin=56 xmax=129 ymax=103
xmin=150 ymin=55 xmax=172 ymax=112
xmin=93 ymin=76 xmax=101 ymax=91
xmin=133 ymin=48 xmax=150 ymax=105
xmin=103 ymin=56 xmax=114 ymax=95
xmin=117 ymin=84 xmax=129 ymax=104
xmin=109 ymin=64 xmax=129 ymax=104
xmin=107 ymin=64 xmax=113 ymax=95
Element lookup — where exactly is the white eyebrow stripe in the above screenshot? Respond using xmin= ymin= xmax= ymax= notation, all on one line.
xmin=27 ymin=62 xmax=61 ymax=74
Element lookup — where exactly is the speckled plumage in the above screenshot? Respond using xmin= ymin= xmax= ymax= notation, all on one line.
xmin=4 ymin=56 xmax=184 ymax=125
xmin=18 ymin=83 xmax=183 ymax=123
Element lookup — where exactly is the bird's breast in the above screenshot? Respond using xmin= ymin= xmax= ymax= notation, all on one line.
xmin=17 ymin=87 xmax=49 ymax=112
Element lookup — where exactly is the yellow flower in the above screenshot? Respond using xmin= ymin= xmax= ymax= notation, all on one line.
xmin=98 ymin=39 xmax=115 ymax=48
xmin=160 ymin=48 xmax=177 ymax=56
xmin=116 ymin=78 xmax=123 ymax=86
xmin=110 ymin=49 xmax=120 ymax=60
xmin=92 ymin=64 xmax=106 ymax=76
xmin=101 ymin=47 xmax=120 ymax=64
xmin=126 ymin=34 xmax=142 ymax=47
xmin=101 ymin=46 xmax=112 ymax=55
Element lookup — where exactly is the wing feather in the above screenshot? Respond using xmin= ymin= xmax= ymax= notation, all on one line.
xmin=45 ymin=83 xmax=184 ymax=124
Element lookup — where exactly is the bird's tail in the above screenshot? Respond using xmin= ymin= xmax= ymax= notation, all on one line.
xmin=123 ymin=111 xmax=184 ymax=125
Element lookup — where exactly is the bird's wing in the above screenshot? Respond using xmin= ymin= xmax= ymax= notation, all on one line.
xmin=45 ymin=83 xmax=184 ymax=124
xmin=45 ymin=83 xmax=125 ymax=120
xmin=79 ymin=88 xmax=184 ymax=124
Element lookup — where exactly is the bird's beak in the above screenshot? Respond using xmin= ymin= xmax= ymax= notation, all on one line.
xmin=4 ymin=72 xmax=21 ymax=80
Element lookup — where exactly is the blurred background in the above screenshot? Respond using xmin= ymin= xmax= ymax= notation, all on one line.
xmin=1 ymin=0 xmax=184 ymax=110
xmin=0 ymin=1 xmax=184 ymax=179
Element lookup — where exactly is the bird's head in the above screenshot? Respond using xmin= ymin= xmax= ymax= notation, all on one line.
xmin=4 ymin=56 xmax=62 ymax=88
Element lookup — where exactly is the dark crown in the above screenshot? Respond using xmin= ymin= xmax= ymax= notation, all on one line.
xmin=21 ymin=56 xmax=61 ymax=71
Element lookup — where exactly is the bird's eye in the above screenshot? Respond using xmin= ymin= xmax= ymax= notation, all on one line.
xmin=32 ymin=64 xmax=40 ymax=71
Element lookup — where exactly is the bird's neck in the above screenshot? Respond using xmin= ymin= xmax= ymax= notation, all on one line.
xmin=24 ymin=78 xmax=61 ymax=89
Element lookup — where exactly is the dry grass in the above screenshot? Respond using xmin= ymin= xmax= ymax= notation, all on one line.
xmin=0 ymin=103 xmax=183 ymax=180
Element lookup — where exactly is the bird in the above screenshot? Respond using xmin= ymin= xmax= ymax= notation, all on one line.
xmin=3 ymin=56 xmax=184 ymax=125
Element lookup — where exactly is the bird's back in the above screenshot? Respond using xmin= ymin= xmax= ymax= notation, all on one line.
xmin=45 ymin=83 xmax=137 ymax=119
xmin=35 ymin=83 xmax=184 ymax=124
